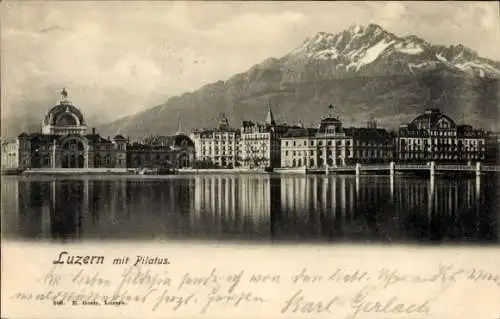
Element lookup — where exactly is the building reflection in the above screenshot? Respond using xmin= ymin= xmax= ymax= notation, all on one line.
xmin=1 ymin=173 xmax=498 ymax=242
xmin=193 ymin=175 xmax=272 ymax=239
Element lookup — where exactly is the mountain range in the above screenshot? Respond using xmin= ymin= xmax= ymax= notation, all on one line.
xmin=4 ymin=24 xmax=500 ymax=138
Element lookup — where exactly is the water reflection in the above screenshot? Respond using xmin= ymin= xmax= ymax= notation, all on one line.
xmin=1 ymin=174 xmax=498 ymax=243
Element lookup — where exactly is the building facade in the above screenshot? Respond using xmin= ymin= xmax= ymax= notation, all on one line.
xmin=239 ymin=109 xmax=293 ymax=168
xmin=127 ymin=134 xmax=195 ymax=169
xmin=280 ymin=115 xmax=394 ymax=168
xmin=2 ymin=90 xmax=128 ymax=169
xmin=1 ymin=89 xmax=195 ymax=170
xmin=190 ymin=109 xmax=296 ymax=169
xmin=190 ymin=115 xmax=241 ymax=168
xmin=397 ymin=108 xmax=488 ymax=163
xmin=1 ymin=138 xmax=20 ymax=169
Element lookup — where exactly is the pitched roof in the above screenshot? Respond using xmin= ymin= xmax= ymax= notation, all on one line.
xmin=283 ymin=128 xmax=318 ymax=138
xmin=344 ymin=127 xmax=392 ymax=141
xmin=113 ymin=134 xmax=127 ymax=140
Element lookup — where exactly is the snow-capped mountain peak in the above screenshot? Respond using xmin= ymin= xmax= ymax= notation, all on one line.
xmin=288 ymin=24 xmax=500 ymax=78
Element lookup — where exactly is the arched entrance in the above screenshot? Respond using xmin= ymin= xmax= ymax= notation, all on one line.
xmin=60 ymin=139 xmax=86 ymax=168
xmin=179 ymin=152 xmax=190 ymax=168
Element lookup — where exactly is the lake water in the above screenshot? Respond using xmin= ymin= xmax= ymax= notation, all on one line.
xmin=1 ymin=174 xmax=499 ymax=244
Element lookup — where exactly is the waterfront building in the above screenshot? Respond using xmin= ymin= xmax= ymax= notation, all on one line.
xmin=190 ymin=115 xmax=240 ymax=168
xmin=1 ymin=138 xmax=19 ymax=169
xmin=485 ymin=131 xmax=500 ymax=164
xmin=1 ymin=89 xmax=196 ymax=170
xmin=397 ymin=108 xmax=488 ymax=163
xmin=280 ymin=109 xmax=394 ymax=168
xmin=239 ymin=108 xmax=294 ymax=168
xmin=190 ymin=109 xmax=296 ymax=168
xmin=344 ymin=126 xmax=395 ymax=164
xmin=126 ymin=133 xmax=195 ymax=169
xmin=2 ymin=89 xmax=127 ymax=169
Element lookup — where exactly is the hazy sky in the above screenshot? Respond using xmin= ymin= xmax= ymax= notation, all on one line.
xmin=1 ymin=1 xmax=499 ymax=121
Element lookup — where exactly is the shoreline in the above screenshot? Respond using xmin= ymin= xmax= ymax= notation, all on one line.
xmin=2 ymin=165 xmax=499 ymax=177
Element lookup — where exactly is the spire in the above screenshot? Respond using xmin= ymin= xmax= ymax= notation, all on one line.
xmin=265 ymin=102 xmax=276 ymax=126
xmin=176 ymin=116 xmax=183 ymax=135
xmin=328 ymin=104 xmax=334 ymax=118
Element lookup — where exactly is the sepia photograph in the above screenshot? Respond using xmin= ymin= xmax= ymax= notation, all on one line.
xmin=1 ymin=1 xmax=499 ymax=318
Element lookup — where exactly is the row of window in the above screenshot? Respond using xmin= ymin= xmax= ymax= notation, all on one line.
xmin=283 ymin=140 xmax=349 ymax=147
xmin=429 ymin=131 xmax=456 ymax=136
xmin=401 ymin=138 xmax=484 ymax=145
xmin=283 ymin=158 xmax=345 ymax=168
xmin=282 ymin=140 xmax=393 ymax=147
xmin=402 ymin=130 xmax=487 ymax=138
xmin=284 ymin=149 xmax=393 ymax=158
xmin=401 ymin=146 xmax=486 ymax=151
xmin=399 ymin=154 xmax=484 ymax=160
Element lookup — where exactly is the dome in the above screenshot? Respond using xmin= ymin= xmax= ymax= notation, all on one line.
xmin=410 ymin=109 xmax=456 ymax=130
xmin=43 ymin=101 xmax=86 ymax=127
xmin=318 ymin=116 xmax=343 ymax=134
xmin=171 ymin=134 xmax=194 ymax=148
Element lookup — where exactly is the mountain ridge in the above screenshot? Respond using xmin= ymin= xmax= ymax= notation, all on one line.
xmin=99 ymin=24 xmax=499 ymax=138
xmin=3 ymin=23 xmax=499 ymax=138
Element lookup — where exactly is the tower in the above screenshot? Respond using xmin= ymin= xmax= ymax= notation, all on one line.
xmin=265 ymin=103 xmax=276 ymax=126
xmin=112 ymin=135 xmax=128 ymax=168
xmin=176 ymin=116 xmax=183 ymax=135
xmin=367 ymin=116 xmax=377 ymax=129
xmin=219 ymin=113 xmax=230 ymax=130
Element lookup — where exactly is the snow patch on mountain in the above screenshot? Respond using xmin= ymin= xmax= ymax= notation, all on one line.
xmin=435 ymin=53 xmax=448 ymax=63
xmin=435 ymin=53 xmax=461 ymax=71
xmin=394 ymin=43 xmax=424 ymax=55
xmin=355 ymin=39 xmax=396 ymax=70
xmin=454 ymin=61 xmax=500 ymax=76
xmin=311 ymin=49 xmax=339 ymax=60
xmin=408 ymin=61 xmax=438 ymax=74
xmin=287 ymin=24 xmax=500 ymax=78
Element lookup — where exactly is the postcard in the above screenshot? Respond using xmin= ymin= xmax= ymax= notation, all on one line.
xmin=1 ymin=1 xmax=499 ymax=319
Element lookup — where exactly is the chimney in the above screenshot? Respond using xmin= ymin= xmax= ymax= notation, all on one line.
xmin=92 ymin=127 xmax=96 ymax=135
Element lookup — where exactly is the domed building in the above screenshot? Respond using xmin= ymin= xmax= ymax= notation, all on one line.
xmin=42 ymin=89 xmax=87 ymax=135
xmin=11 ymin=89 xmax=128 ymax=169
xmin=397 ymin=108 xmax=488 ymax=163
xmin=1 ymin=89 xmax=197 ymax=171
